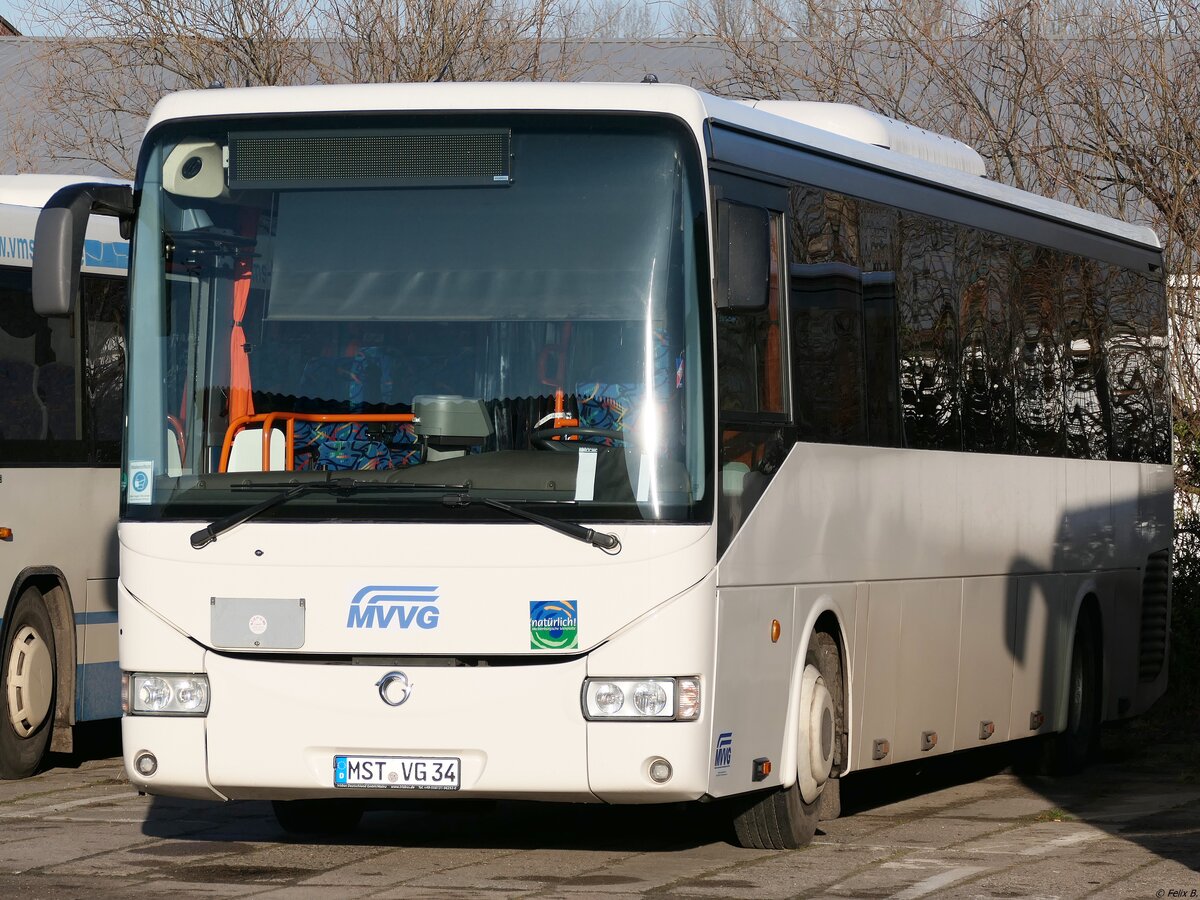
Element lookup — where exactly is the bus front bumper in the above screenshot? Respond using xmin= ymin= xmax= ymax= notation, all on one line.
xmin=123 ymin=650 xmax=712 ymax=803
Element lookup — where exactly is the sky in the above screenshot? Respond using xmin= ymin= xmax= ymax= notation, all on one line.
xmin=0 ymin=4 xmax=25 ymax=33
xmin=0 ymin=4 xmax=45 ymax=36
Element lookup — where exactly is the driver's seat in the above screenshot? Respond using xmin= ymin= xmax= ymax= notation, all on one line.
xmin=574 ymin=328 xmax=672 ymax=444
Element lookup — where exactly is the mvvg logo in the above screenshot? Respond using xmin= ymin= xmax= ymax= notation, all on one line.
xmin=714 ymin=731 xmax=733 ymax=775
xmin=347 ymin=585 xmax=440 ymax=629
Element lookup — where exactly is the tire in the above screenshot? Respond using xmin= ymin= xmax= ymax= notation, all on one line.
xmin=272 ymin=799 xmax=364 ymax=836
xmin=1014 ymin=606 xmax=1102 ymax=777
xmin=0 ymin=586 xmax=57 ymax=779
xmin=732 ymin=630 xmax=843 ymax=849
xmin=1046 ymin=607 xmax=1102 ymax=775
xmin=817 ymin=774 xmax=842 ymax=821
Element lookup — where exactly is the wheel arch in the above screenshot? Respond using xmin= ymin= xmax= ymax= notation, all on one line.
xmin=4 ymin=567 xmax=77 ymax=752
xmin=779 ymin=600 xmax=849 ymax=789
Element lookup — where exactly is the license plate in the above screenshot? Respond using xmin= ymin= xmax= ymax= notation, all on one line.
xmin=333 ymin=754 xmax=461 ymax=790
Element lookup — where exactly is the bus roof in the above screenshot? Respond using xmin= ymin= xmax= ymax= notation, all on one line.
xmin=145 ymin=82 xmax=1161 ymax=252
xmin=0 ymin=173 xmax=128 ymax=209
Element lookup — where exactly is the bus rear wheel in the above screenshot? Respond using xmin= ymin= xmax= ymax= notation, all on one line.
xmin=1046 ymin=607 xmax=1102 ymax=775
xmin=1014 ymin=606 xmax=1102 ymax=777
xmin=732 ymin=631 xmax=841 ymax=849
xmin=272 ymin=799 xmax=364 ymax=836
xmin=0 ymin=586 xmax=57 ymax=780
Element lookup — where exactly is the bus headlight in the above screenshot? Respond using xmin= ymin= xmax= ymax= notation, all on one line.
xmin=127 ymin=673 xmax=210 ymax=716
xmin=632 ymin=681 xmax=667 ymax=716
xmin=582 ymin=677 xmax=700 ymax=721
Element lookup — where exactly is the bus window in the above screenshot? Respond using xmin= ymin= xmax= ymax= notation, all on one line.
xmin=718 ymin=209 xmax=788 ymax=550
xmin=897 ymin=213 xmax=961 ymax=452
xmin=717 ymin=210 xmax=786 ymax=416
xmin=0 ymin=268 xmax=85 ymax=462
xmin=958 ymin=228 xmax=1016 ymax=455
xmin=82 ymin=275 xmax=127 ymax=462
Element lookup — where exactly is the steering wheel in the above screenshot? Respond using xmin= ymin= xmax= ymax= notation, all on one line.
xmin=530 ymin=426 xmax=630 ymax=451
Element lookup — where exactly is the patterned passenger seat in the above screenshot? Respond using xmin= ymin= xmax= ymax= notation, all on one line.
xmin=292 ymin=347 xmax=420 ymax=470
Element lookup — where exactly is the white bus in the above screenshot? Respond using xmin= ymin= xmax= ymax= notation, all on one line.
xmin=33 ymin=85 xmax=1172 ymax=847
xmin=0 ymin=174 xmax=128 ymax=778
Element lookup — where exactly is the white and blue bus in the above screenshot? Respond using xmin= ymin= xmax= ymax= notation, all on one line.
xmin=33 ymin=84 xmax=1171 ymax=846
xmin=1 ymin=174 xmax=128 ymax=778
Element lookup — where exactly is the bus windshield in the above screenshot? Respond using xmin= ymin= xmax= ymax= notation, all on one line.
xmin=123 ymin=115 xmax=710 ymax=525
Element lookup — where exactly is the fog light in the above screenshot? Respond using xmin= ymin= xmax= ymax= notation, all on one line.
xmin=648 ymin=758 xmax=673 ymax=784
xmin=134 ymin=751 xmax=158 ymax=777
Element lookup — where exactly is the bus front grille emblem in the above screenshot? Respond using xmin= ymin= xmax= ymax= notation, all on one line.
xmin=376 ymin=671 xmax=413 ymax=707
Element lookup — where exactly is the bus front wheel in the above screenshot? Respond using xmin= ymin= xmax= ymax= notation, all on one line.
xmin=731 ymin=630 xmax=842 ymax=849
xmin=0 ymin=586 xmax=57 ymax=780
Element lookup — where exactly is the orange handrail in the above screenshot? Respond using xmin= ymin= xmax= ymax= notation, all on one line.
xmin=219 ymin=411 xmax=416 ymax=473
xmin=548 ymin=390 xmax=580 ymax=437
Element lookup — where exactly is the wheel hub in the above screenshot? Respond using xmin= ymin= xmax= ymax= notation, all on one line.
xmin=797 ymin=663 xmax=835 ymax=804
xmin=6 ymin=626 xmax=53 ymax=737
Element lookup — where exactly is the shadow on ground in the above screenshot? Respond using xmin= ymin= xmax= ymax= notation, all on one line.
xmin=136 ymin=707 xmax=1198 ymax=874
xmin=45 ymin=719 xmax=122 ymax=772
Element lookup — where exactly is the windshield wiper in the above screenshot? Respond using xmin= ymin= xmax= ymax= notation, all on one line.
xmin=189 ymin=478 xmax=466 ymax=549
xmin=441 ymin=491 xmax=621 ymax=554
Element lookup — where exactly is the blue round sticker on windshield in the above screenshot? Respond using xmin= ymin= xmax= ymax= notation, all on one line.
xmin=131 ymin=471 xmax=148 ymax=493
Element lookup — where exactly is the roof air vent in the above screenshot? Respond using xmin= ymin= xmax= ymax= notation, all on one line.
xmin=749 ymin=101 xmax=987 ymax=177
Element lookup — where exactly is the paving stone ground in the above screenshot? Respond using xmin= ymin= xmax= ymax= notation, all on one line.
xmin=0 ymin=721 xmax=1196 ymax=898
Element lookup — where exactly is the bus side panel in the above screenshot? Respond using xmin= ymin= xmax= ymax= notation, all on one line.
xmin=1 ymin=468 xmax=119 ymax=725
xmin=1100 ymin=569 xmax=1150 ymax=719
xmin=854 ymin=589 xmax=900 ymax=770
xmin=733 ymin=446 xmax=1172 ymax=591
xmin=1126 ymin=462 xmax=1174 ymax=717
xmin=76 ymin=577 xmax=121 ymax=721
xmin=706 ymin=585 xmax=794 ymax=798
xmin=954 ymin=576 xmax=1016 ymax=749
xmin=891 ymin=579 xmax=962 ymax=763
xmin=1009 ymin=575 xmax=1067 ymax=740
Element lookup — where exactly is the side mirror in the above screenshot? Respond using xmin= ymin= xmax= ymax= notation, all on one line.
xmin=715 ymin=200 xmax=771 ymax=311
xmin=33 ymin=182 xmax=134 ymax=316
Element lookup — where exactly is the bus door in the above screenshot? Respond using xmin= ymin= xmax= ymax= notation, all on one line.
xmin=710 ymin=172 xmax=793 ymax=554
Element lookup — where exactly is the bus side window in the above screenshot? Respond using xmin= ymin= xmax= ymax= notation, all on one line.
xmin=717 ymin=208 xmax=788 ymax=552
xmin=788 ymin=186 xmax=868 ymax=445
xmin=716 ymin=211 xmax=786 ymax=417
xmin=82 ymin=274 xmax=128 ymax=463
xmin=0 ymin=267 xmax=86 ymax=463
